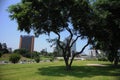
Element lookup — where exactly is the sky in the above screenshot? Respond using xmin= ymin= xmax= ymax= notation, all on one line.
xmin=0 ymin=0 xmax=90 ymax=54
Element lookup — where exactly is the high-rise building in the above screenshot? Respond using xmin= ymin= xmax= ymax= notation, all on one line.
xmin=19 ymin=35 xmax=34 ymax=52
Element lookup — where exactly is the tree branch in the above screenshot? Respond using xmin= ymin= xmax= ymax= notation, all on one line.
xmin=65 ymin=27 xmax=73 ymax=59
xmin=66 ymin=27 xmax=73 ymax=47
xmin=54 ymin=31 xmax=64 ymax=51
xmin=69 ymin=39 xmax=90 ymax=66
xmin=70 ymin=35 xmax=81 ymax=48
xmin=75 ymin=40 xmax=90 ymax=56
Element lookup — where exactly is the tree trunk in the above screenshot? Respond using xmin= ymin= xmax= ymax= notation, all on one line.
xmin=63 ymin=55 xmax=76 ymax=71
xmin=114 ymin=56 xmax=119 ymax=66
xmin=66 ymin=64 xmax=71 ymax=71
xmin=66 ymin=56 xmax=75 ymax=71
xmin=70 ymin=54 xmax=75 ymax=64
xmin=63 ymin=55 xmax=72 ymax=71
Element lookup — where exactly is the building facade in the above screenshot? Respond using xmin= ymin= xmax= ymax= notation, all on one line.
xmin=19 ymin=35 xmax=34 ymax=52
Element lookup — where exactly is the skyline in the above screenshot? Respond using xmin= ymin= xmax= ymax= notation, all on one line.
xmin=0 ymin=0 xmax=90 ymax=54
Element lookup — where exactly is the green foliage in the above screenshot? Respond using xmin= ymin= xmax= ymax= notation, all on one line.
xmin=34 ymin=57 xmax=40 ymax=63
xmin=108 ymin=54 xmax=114 ymax=63
xmin=32 ymin=51 xmax=40 ymax=63
xmin=0 ymin=50 xmax=9 ymax=58
xmin=0 ymin=48 xmax=9 ymax=54
xmin=14 ymin=49 xmax=32 ymax=58
xmin=50 ymin=56 xmax=55 ymax=62
xmin=0 ymin=51 xmax=2 ymax=57
xmin=32 ymin=51 xmax=39 ymax=58
xmin=0 ymin=43 xmax=9 ymax=53
xmin=8 ymin=0 xmax=93 ymax=38
xmin=14 ymin=48 xmax=29 ymax=55
xmin=98 ymin=57 xmax=108 ymax=61
xmin=90 ymin=0 xmax=120 ymax=65
xmin=40 ymin=49 xmax=48 ymax=56
xmin=9 ymin=53 xmax=21 ymax=64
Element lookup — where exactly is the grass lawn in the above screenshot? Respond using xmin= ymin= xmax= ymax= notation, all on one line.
xmin=0 ymin=61 xmax=120 ymax=80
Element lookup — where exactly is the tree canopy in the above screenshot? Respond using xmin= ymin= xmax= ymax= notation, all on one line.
xmin=8 ymin=0 xmax=93 ymax=37
xmin=8 ymin=0 xmax=120 ymax=69
xmin=91 ymin=0 xmax=120 ymax=65
xmin=8 ymin=0 xmax=94 ymax=70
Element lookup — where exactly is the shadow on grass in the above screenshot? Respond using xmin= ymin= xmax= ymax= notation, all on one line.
xmin=37 ymin=65 xmax=120 ymax=79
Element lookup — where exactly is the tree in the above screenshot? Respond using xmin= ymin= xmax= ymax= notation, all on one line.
xmin=9 ymin=53 xmax=21 ymax=64
xmin=2 ymin=43 xmax=7 ymax=49
xmin=0 ymin=43 xmax=2 ymax=50
xmin=14 ymin=49 xmax=31 ymax=58
xmin=91 ymin=0 xmax=120 ymax=66
xmin=0 ymin=51 xmax=2 ymax=57
xmin=0 ymin=43 xmax=3 ymax=57
xmin=40 ymin=49 xmax=48 ymax=56
xmin=14 ymin=48 xmax=29 ymax=54
xmin=0 ymin=43 xmax=9 ymax=53
xmin=8 ymin=0 xmax=94 ymax=70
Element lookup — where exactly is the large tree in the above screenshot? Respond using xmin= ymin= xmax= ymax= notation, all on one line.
xmin=91 ymin=0 xmax=120 ymax=65
xmin=8 ymin=0 xmax=94 ymax=70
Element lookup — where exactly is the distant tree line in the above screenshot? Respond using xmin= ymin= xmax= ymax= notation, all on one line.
xmin=0 ymin=42 xmax=9 ymax=57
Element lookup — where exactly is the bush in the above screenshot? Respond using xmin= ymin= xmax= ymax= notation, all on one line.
xmin=98 ymin=57 xmax=108 ymax=61
xmin=23 ymin=53 xmax=32 ymax=58
xmin=9 ymin=53 xmax=21 ymax=64
xmin=34 ymin=57 xmax=40 ymax=63
xmin=0 ymin=51 xmax=3 ymax=57
xmin=14 ymin=49 xmax=28 ymax=54
xmin=13 ymin=49 xmax=31 ymax=58
xmin=32 ymin=51 xmax=40 ymax=58
xmin=0 ymin=50 xmax=9 ymax=57
xmin=50 ymin=57 xmax=55 ymax=62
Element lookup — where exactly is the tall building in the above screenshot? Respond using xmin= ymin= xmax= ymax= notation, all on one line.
xmin=19 ymin=35 xmax=34 ymax=52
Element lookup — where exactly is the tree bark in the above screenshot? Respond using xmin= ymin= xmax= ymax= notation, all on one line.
xmin=66 ymin=64 xmax=71 ymax=71
xmin=69 ymin=55 xmax=75 ymax=67
xmin=63 ymin=55 xmax=71 ymax=70
xmin=114 ymin=56 xmax=119 ymax=66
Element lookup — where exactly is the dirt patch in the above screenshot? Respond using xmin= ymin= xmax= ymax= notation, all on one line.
xmin=86 ymin=64 xmax=107 ymax=67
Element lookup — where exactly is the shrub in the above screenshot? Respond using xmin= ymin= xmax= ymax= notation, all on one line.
xmin=9 ymin=53 xmax=21 ymax=64
xmin=13 ymin=49 xmax=31 ymax=58
xmin=0 ymin=51 xmax=3 ymax=57
xmin=14 ymin=49 xmax=28 ymax=54
xmin=34 ymin=57 xmax=40 ymax=63
xmin=50 ymin=57 xmax=55 ymax=62
xmin=32 ymin=51 xmax=40 ymax=59
xmin=23 ymin=53 xmax=32 ymax=58
xmin=0 ymin=50 xmax=9 ymax=57
xmin=98 ymin=57 xmax=108 ymax=61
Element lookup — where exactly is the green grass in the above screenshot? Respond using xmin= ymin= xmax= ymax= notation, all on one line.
xmin=0 ymin=61 xmax=120 ymax=80
xmin=40 ymin=56 xmax=52 ymax=60
xmin=0 ymin=54 xmax=11 ymax=61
